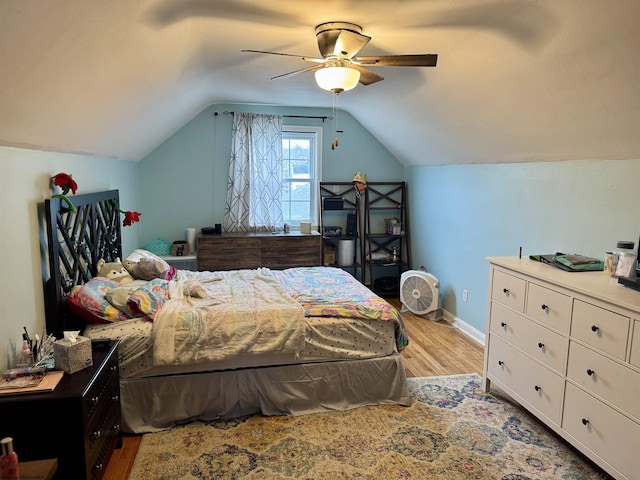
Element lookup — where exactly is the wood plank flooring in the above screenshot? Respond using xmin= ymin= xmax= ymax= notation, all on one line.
xmin=102 ymin=303 xmax=485 ymax=480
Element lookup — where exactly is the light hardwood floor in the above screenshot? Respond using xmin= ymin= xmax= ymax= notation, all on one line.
xmin=102 ymin=302 xmax=485 ymax=480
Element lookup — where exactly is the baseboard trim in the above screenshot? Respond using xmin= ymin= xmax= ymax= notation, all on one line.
xmin=441 ymin=309 xmax=485 ymax=346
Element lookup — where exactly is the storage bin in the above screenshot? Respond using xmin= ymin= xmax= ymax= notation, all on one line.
xmin=337 ymin=239 xmax=355 ymax=266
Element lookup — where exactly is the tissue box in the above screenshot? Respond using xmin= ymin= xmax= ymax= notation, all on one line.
xmin=385 ymin=218 xmax=402 ymax=236
xmin=299 ymin=222 xmax=312 ymax=234
xmin=54 ymin=335 xmax=93 ymax=374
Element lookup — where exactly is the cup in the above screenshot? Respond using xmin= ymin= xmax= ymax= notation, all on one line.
xmin=604 ymin=252 xmax=616 ymax=274
xmin=214 ymin=224 xmax=222 ymax=235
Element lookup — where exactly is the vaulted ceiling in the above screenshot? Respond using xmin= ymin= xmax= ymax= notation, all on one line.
xmin=1 ymin=0 xmax=639 ymax=166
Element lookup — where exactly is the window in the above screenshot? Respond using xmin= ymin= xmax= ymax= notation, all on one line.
xmin=281 ymin=126 xmax=322 ymax=227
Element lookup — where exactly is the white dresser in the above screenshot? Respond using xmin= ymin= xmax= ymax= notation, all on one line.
xmin=484 ymin=257 xmax=640 ymax=480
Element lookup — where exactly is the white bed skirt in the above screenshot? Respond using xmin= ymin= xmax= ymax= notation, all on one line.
xmin=120 ymin=353 xmax=410 ymax=433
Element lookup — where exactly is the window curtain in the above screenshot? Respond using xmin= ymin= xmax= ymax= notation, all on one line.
xmin=223 ymin=113 xmax=284 ymax=233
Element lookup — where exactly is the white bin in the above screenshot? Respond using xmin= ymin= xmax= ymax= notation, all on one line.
xmin=337 ymin=239 xmax=355 ymax=266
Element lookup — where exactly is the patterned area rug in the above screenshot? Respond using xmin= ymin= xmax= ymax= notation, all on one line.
xmin=129 ymin=373 xmax=612 ymax=479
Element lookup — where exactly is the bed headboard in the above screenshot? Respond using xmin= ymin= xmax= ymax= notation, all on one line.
xmin=44 ymin=189 xmax=123 ymax=337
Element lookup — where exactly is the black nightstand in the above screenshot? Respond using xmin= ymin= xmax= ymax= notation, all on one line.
xmin=0 ymin=340 xmax=120 ymax=480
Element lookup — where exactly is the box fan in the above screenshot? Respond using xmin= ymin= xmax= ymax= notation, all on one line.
xmin=400 ymin=270 xmax=440 ymax=315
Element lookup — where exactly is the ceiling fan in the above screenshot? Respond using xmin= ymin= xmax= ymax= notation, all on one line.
xmin=242 ymin=21 xmax=438 ymax=92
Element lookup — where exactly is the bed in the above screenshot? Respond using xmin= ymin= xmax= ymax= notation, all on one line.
xmin=44 ymin=190 xmax=411 ymax=434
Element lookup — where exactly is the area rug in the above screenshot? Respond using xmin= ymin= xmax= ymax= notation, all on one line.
xmin=128 ymin=373 xmax=612 ymax=479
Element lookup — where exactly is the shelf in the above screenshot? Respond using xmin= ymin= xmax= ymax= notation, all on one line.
xmin=319 ymin=182 xmax=363 ymax=282
xmin=363 ymin=182 xmax=410 ymax=290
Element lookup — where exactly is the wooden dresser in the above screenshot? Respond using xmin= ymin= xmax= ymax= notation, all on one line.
xmin=484 ymin=257 xmax=640 ymax=480
xmin=0 ymin=341 xmax=120 ymax=480
xmin=197 ymin=231 xmax=321 ymax=271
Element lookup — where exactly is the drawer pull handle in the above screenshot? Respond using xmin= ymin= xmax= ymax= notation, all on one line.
xmin=541 ymin=304 xmax=548 ymax=311
xmin=581 ymin=418 xmax=589 ymax=426
xmin=498 ymin=360 xmax=504 ymax=366
xmin=538 ymin=342 xmax=544 ymax=349
xmin=534 ymin=385 xmax=541 ymax=392
xmin=591 ymin=325 xmax=599 ymax=332
xmin=503 ymin=288 xmax=509 ymax=294
xmin=586 ymin=368 xmax=595 ymax=376
xmin=501 ymin=322 xmax=507 ymax=328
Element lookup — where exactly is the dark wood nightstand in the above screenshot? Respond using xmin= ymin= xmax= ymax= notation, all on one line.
xmin=19 ymin=458 xmax=58 ymax=480
xmin=0 ymin=340 xmax=120 ymax=480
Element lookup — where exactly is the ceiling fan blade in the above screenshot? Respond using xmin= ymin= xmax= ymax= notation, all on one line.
xmin=316 ymin=22 xmax=371 ymax=59
xmin=351 ymin=65 xmax=384 ymax=86
xmin=354 ymin=54 xmax=438 ymax=67
xmin=241 ymin=49 xmax=324 ymax=63
xmin=271 ymin=64 xmax=323 ymax=81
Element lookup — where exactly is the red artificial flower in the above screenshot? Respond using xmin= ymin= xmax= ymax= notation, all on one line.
xmin=122 ymin=210 xmax=141 ymax=227
xmin=52 ymin=172 xmax=78 ymax=195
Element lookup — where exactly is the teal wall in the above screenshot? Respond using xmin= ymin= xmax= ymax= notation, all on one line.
xmin=405 ymin=159 xmax=640 ymax=336
xmin=138 ymin=104 xmax=640 ymax=340
xmin=138 ymin=104 xmax=404 ymax=246
xmin=0 ymin=146 xmax=139 ymax=372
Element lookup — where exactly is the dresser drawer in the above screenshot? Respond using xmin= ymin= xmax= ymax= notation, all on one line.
xmin=491 ymin=270 xmax=526 ymax=312
xmin=490 ymin=302 xmax=568 ymax=374
xmin=563 ymin=382 xmax=640 ymax=480
xmin=567 ymin=341 xmax=640 ymax=421
xmin=631 ymin=320 xmax=640 ymax=368
xmin=197 ymin=237 xmax=261 ymax=271
xmin=571 ymin=300 xmax=630 ymax=360
xmin=487 ymin=335 xmax=564 ymax=424
xmin=261 ymin=235 xmax=321 ymax=268
xmin=526 ymin=282 xmax=572 ymax=334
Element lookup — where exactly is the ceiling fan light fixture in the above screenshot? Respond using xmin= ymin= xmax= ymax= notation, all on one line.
xmin=315 ymin=66 xmax=360 ymax=93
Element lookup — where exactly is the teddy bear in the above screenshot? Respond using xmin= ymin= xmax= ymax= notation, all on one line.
xmin=96 ymin=258 xmax=134 ymax=284
xmin=123 ymin=256 xmax=170 ymax=281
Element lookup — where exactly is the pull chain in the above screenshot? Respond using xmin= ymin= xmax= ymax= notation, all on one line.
xmin=331 ymin=90 xmax=343 ymax=150
xmin=331 ymin=92 xmax=338 ymax=150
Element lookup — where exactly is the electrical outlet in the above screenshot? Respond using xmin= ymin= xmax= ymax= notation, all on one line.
xmin=463 ymin=289 xmax=469 ymax=303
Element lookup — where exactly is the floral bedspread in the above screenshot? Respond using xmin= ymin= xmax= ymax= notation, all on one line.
xmin=152 ymin=269 xmax=306 ymax=366
xmin=274 ymin=267 xmax=408 ymax=351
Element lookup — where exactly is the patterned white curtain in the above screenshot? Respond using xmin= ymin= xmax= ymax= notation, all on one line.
xmin=223 ymin=113 xmax=284 ymax=232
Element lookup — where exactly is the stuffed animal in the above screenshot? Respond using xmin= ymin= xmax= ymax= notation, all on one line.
xmin=123 ymin=255 xmax=170 ymax=281
xmin=96 ymin=258 xmax=134 ymax=284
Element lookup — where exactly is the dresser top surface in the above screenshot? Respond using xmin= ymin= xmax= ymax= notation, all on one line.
xmin=199 ymin=231 xmax=320 ymax=239
xmin=486 ymin=256 xmax=640 ymax=314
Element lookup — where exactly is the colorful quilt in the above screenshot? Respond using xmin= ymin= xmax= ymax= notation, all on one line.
xmin=152 ymin=269 xmax=306 ymax=366
xmin=274 ymin=267 xmax=409 ymax=351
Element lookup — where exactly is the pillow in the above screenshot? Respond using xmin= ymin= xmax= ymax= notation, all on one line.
xmin=127 ymin=278 xmax=170 ymax=321
xmin=104 ymin=280 xmax=147 ymax=317
xmin=68 ymin=277 xmax=132 ymax=324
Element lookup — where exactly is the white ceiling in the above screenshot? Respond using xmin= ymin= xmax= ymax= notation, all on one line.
xmin=1 ymin=0 xmax=639 ymax=166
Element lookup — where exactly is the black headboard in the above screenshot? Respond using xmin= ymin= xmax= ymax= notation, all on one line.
xmin=44 ymin=190 xmax=123 ymax=337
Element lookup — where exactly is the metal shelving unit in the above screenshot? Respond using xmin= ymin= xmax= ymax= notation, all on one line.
xmin=318 ymin=181 xmax=362 ymax=281
xmin=363 ymin=181 xmax=411 ymax=295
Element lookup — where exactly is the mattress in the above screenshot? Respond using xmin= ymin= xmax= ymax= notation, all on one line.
xmin=84 ymin=314 xmax=397 ymax=379
xmin=83 ymin=266 xmax=404 ymax=379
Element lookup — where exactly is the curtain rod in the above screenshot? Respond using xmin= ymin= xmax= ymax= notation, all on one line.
xmin=215 ymin=111 xmax=332 ymax=122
